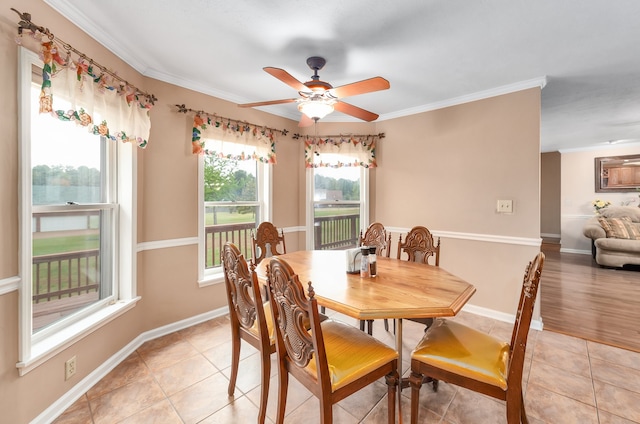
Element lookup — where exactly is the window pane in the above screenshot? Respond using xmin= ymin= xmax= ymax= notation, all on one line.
xmin=204 ymin=154 xmax=257 ymax=202
xmin=31 ymin=83 xmax=103 ymax=205
xmin=32 ymin=209 xmax=112 ymax=332
xmin=313 ymin=203 xmax=360 ymax=250
xmin=204 ymin=204 xmax=258 ymax=268
xmin=313 ymin=161 xmax=360 ymax=201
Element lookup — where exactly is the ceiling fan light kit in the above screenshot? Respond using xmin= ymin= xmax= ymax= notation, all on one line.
xmin=238 ymin=56 xmax=390 ymax=125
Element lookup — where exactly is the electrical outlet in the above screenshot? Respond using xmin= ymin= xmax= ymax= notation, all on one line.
xmin=65 ymin=356 xmax=76 ymax=380
xmin=497 ymin=199 xmax=513 ymax=213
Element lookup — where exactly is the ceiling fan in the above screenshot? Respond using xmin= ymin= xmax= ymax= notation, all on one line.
xmin=238 ymin=56 xmax=390 ymax=127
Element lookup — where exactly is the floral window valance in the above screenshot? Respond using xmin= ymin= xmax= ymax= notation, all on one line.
xmin=186 ymin=109 xmax=285 ymax=164
xmin=301 ymin=134 xmax=383 ymax=168
xmin=13 ymin=9 xmax=155 ymax=148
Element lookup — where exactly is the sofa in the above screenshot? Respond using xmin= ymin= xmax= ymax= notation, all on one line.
xmin=583 ymin=206 xmax=640 ymax=268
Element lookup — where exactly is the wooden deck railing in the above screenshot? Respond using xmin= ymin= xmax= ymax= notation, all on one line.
xmin=32 ymin=249 xmax=100 ymax=303
xmin=204 ymin=222 xmax=256 ymax=268
xmin=314 ymin=214 xmax=360 ymax=250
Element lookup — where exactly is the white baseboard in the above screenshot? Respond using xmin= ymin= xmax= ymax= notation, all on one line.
xmin=560 ymin=248 xmax=591 ymax=255
xmin=463 ymin=303 xmax=543 ymax=331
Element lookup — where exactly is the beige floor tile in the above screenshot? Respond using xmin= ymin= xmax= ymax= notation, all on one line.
xmin=587 ymin=340 xmax=640 ymax=372
xmin=86 ymin=352 xmax=150 ymax=400
xmin=598 ymin=409 xmax=640 ymax=424
xmin=336 ymin=380 xmax=389 ymax=421
xmin=591 ymin=357 xmax=640 ymax=394
xmin=138 ymin=339 xmax=201 ymax=372
xmin=536 ymin=330 xmax=588 ymax=356
xmin=245 ymin=373 xmax=313 ymax=422
xmin=220 ymin=349 xmax=277 ymax=394
xmin=202 ymin=338 xmax=257 ymax=371
xmin=532 ymin=338 xmax=592 ymax=377
xmin=89 ymin=374 xmax=166 ymax=424
xmin=443 ymin=388 xmax=507 ymax=423
xmin=199 ymin=395 xmax=266 ymax=424
xmin=137 ymin=332 xmax=184 ymax=355
xmin=184 ymin=321 xmax=232 ymax=352
xmin=402 ymin=379 xmax=456 ymax=418
xmin=594 ymin=380 xmax=640 ymax=422
xmin=284 ymin=396 xmax=360 ymax=424
xmin=528 ymin=360 xmax=596 ymax=405
xmin=525 ymin=383 xmax=598 ymax=424
xmin=153 ymin=353 xmax=218 ymax=396
xmin=51 ymin=395 xmax=92 ymax=424
xmin=169 ymin=372 xmax=233 ymax=424
xmin=118 ymin=399 xmax=182 ymax=424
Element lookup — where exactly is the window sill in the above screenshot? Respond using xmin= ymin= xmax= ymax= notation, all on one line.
xmin=198 ymin=273 xmax=224 ymax=288
xmin=16 ymin=297 xmax=141 ymax=376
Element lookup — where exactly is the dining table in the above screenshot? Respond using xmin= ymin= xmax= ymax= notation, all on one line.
xmin=255 ymin=249 xmax=476 ymax=423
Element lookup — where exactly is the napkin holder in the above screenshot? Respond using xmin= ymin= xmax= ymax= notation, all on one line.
xmin=346 ymin=247 xmax=362 ymax=274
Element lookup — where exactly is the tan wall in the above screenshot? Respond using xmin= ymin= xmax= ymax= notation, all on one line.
xmin=541 ymin=151 xmax=561 ymax=238
xmin=0 ymin=2 xmax=542 ymax=421
xmin=560 ymin=144 xmax=640 ymax=252
xmin=375 ymin=88 xmax=542 ymax=315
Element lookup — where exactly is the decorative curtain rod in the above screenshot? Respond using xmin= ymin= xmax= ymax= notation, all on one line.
xmin=292 ymin=133 xmax=385 ymax=140
xmin=11 ymin=8 xmax=157 ymax=105
xmin=175 ymin=104 xmax=289 ymax=136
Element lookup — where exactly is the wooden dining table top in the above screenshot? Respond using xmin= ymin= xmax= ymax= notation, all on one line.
xmin=254 ymin=250 xmax=476 ymax=321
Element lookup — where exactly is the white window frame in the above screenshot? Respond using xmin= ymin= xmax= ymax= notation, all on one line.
xmin=17 ymin=47 xmax=139 ymax=376
xmin=305 ymin=166 xmax=369 ymax=250
xmin=197 ymin=147 xmax=272 ymax=286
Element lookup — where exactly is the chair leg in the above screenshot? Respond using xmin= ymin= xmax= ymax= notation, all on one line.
xmin=506 ymin=390 xmax=521 ymax=424
xmin=359 ymin=320 xmax=366 ymax=332
xmin=367 ymin=320 xmax=373 ymax=335
xmin=384 ymin=319 xmax=389 ymax=331
xmin=257 ymin=349 xmax=271 ymax=424
xmin=275 ymin=361 xmax=288 ymax=424
xmin=386 ymin=370 xmax=399 ymax=424
xmin=409 ymin=371 xmax=424 ymax=424
xmin=320 ymin=396 xmax=333 ymax=424
xmin=320 ymin=306 xmax=326 ymax=314
xmin=227 ymin=333 xmax=241 ymax=396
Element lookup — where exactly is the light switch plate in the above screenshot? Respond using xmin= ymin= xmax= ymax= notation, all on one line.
xmin=497 ymin=199 xmax=513 ymax=213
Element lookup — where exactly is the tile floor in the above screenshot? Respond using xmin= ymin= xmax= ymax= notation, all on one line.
xmin=53 ymin=310 xmax=640 ymax=423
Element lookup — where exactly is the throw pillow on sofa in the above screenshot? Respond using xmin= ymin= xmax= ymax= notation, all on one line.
xmin=597 ymin=216 xmax=640 ymax=239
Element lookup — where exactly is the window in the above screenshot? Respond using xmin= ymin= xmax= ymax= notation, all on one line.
xmin=306 ymin=152 xmax=369 ymax=250
xmin=18 ymin=48 xmax=138 ymax=374
xmin=198 ymin=140 xmax=271 ymax=284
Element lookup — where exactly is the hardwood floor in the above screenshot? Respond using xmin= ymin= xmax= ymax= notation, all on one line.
xmin=540 ymin=249 xmax=640 ymax=353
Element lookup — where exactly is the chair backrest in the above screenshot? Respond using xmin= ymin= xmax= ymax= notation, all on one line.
xmin=252 ymin=221 xmax=286 ymax=265
xmin=359 ymin=222 xmax=392 ymax=258
xmin=266 ymin=257 xmax=329 ymax=385
xmin=222 ymin=242 xmax=269 ymax=342
xmin=397 ymin=226 xmax=441 ymax=266
xmin=506 ymin=252 xmax=545 ymax=388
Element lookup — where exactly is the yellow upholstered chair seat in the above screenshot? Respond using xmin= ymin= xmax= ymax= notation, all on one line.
xmin=411 ymin=319 xmax=509 ymax=390
xmin=248 ymin=301 xmax=275 ymax=343
xmin=304 ymin=320 xmax=398 ymax=392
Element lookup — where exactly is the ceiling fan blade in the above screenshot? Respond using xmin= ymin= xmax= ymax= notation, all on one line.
xmin=264 ymin=67 xmax=308 ymax=92
xmin=298 ymin=114 xmax=315 ymax=127
xmin=238 ymin=98 xmax=298 ymax=108
xmin=330 ymin=77 xmax=390 ymax=99
xmin=334 ymin=101 xmax=380 ymax=122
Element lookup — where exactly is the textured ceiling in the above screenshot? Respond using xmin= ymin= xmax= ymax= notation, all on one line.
xmin=44 ymin=0 xmax=640 ymax=152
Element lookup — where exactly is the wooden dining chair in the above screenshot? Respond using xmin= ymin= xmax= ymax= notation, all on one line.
xmin=392 ymin=225 xmax=442 ymax=332
xmin=409 ymin=252 xmax=545 ymax=424
xmin=358 ymin=222 xmax=392 ymax=334
xmin=359 ymin=222 xmax=392 ymax=258
xmin=222 ymin=242 xmax=275 ymax=424
xmin=251 ymin=221 xmax=286 ymax=265
xmin=266 ymin=256 xmax=400 ymax=424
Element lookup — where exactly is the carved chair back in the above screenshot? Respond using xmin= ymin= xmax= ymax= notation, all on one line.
xmin=359 ymin=222 xmax=392 ymax=258
xmin=397 ymin=226 xmax=440 ymax=266
xmin=252 ymin=221 xmax=286 ymax=265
